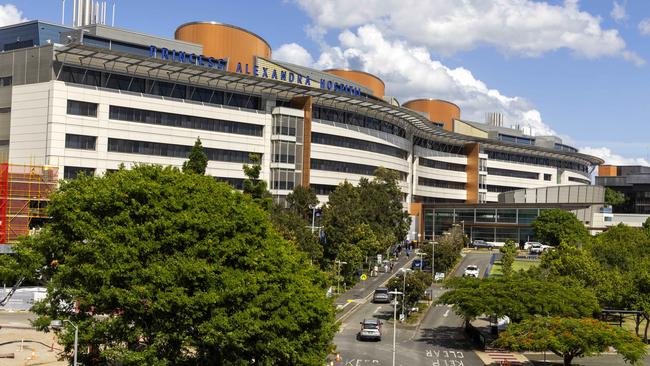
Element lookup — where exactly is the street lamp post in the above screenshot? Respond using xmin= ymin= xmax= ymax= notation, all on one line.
xmin=431 ymin=241 xmax=436 ymax=282
xmin=400 ymin=268 xmax=412 ymax=321
xmin=334 ymin=259 xmax=347 ymax=294
xmin=50 ymin=319 xmax=78 ymax=366
xmin=460 ymin=220 xmax=466 ymax=247
xmin=389 ymin=289 xmax=403 ymax=366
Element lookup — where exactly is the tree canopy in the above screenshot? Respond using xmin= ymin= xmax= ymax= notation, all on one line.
xmin=605 ymin=187 xmax=627 ymax=207
xmin=285 ymin=185 xmax=318 ymax=222
xmin=242 ymin=153 xmax=273 ymax=210
xmin=5 ymin=165 xmax=336 ymax=365
xmin=182 ymin=137 xmax=208 ymax=175
xmin=532 ymin=209 xmax=588 ymax=246
xmin=495 ymin=317 xmax=647 ymax=366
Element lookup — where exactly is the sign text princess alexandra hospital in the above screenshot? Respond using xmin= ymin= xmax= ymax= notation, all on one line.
xmin=149 ymin=46 xmax=362 ymax=97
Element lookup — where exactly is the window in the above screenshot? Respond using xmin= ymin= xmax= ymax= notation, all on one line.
xmin=67 ymin=100 xmax=97 ymax=117
xmin=63 ymin=166 xmax=95 ymax=179
xmin=0 ymin=76 xmax=12 ymax=87
xmin=418 ymin=177 xmax=466 ymax=190
xmin=109 ymin=106 xmax=263 ymax=137
xmin=215 ymin=177 xmax=245 ymax=190
xmin=496 ymin=209 xmax=517 ymax=223
xmin=419 ymin=158 xmax=466 ymax=172
xmin=108 ymin=138 xmax=256 ymax=163
xmin=476 ymin=209 xmax=496 ymax=223
xmin=568 ymin=176 xmax=591 ymax=185
xmin=486 ymin=184 xmax=524 ymax=193
xmin=485 ymin=149 xmax=588 ymax=173
xmin=65 ymin=134 xmax=97 ymax=150
xmin=498 ymin=134 xmax=535 ymax=145
xmin=544 ymin=173 xmax=552 ymax=181
xmin=272 ymin=114 xmax=301 ymax=136
xmin=414 ymin=136 xmax=465 ymax=155
xmin=311 ymin=184 xmax=337 ymax=196
xmin=487 ymin=167 xmax=538 ymax=180
xmin=271 ymin=141 xmax=296 ymax=164
xmin=0 ymin=107 xmax=10 ymax=113
xmin=517 ymin=209 xmax=539 ymax=224
xmin=312 ymin=105 xmax=406 ymax=138
xmin=310 ymin=159 xmax=408 ymax=180
xmin=312 ymin=132 xmax=408 ymax=159
xmin=270 ymin=168 xmax=297 ymax=190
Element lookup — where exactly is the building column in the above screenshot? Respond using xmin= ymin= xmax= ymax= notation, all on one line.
xmin=289 ymin=96 xmax=312 ymax=187
xmin=464 ymin=142 xmax=480 ymax=204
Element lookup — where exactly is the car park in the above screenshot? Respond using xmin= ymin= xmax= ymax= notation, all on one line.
xmin=358 ymin=318 xmax=382 ymax=341
xmin=372 ymin=287 xmax=390 ymax=303
xmin=472 ymin=239 xmax=494 ymax=249
xmin=464 ymin=265 xmax=480 ymax=278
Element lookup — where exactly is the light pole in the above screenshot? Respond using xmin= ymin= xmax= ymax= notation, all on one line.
xmin=460 ymin=220 xmax=466 ymax=247
xmin=334 ymin=259 xmax=347 ymax=294
xmin=389 ymin=289 xmax=403 ymax=366
xmin=431 ymin=241 xmax=436 ymax=282
xmin=310 ymin=205 xmax=318 ymax=234
xmin=400 ymin=268 xmax=412 ymax=321
xmin=50 ymin=319 xmax=78 ymax=366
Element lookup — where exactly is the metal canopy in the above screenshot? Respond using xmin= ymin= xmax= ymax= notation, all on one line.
xmin=54 ymin=43 xmax=603 ymax=166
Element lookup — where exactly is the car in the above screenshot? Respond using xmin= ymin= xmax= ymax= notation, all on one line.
xmin=464 ymin=265 xmax=480 ymax=278
xmin=372 ymin=287 xmax=390 ymax=303
xmin=411 ymin=258 xmax=423 ymax=270
xmin=529 ymin=243 xmax=544 ymax=254
xmin=434 ymin=272 xmax=445 ymax=281
xmin=358 ymin=318 xmax=382 ymax=341
xmin=523 ymin=241 xmax=542 ymax=250
xmin=472 ymin=239 xmax=494 ymax=250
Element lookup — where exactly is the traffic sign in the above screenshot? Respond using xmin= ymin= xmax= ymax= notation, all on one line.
xmin=360 ymin=274 xmax=368 ymax=281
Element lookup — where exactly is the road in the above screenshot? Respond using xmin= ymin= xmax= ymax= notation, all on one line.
xmin=332 ymin=252 xmax=491 ymax=366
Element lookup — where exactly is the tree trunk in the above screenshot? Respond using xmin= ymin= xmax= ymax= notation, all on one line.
xmin=563 ymin=354 xmax=574 ymax=366
xmin=644 ymin=315 xmax=649 ymax=342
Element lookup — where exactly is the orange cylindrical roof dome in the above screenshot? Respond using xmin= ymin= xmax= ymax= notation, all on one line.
xmin=175 ymin=21 xmax=272 ymax=73
xmin=324 ymin=69 xmax=385 ymax=98
xmin=403 ymin=99 xmax=460 ymax=131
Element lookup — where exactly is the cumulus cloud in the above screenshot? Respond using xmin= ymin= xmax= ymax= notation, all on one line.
xmin=610 ymin=1 xmax=626 ymax=22
xmin=294 ymin=0 xmax=642 ymax=65
xmin=277 ymin=25 xmax=556 ymax=136
xmin=274 ymin=43 xmax=315 ymax=67
xmin=0 ymin=4 xmax=26 ymax=27
xmin=639 ymin=18 xmax=650 ymax=36
xmin=579 ymin=146 xmax=649 ymax=166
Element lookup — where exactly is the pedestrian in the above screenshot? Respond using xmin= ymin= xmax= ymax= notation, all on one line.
xmin=406 ymin=249 xmax=410 ymax=259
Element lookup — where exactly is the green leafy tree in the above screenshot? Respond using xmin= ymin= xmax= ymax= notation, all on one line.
xmin=242 ymin=153 xmax=273 ymax=210
xmin=438 ymin=276 xmax=599 ymax=323
xmin=422 ymin=225 xmax=465 ymax=273
xmin=182 ymin=137 xmax=208 ymax=175
xmin=387 ymin=270 xmax=431 ymax=312
xmin=270 ymin=203 xmax=323 ymax=265
xmin=321 ymin=181 xmax=363 ymax=260
xmin=499 ymin=240 xmax=518 ymax=276
xmin=286 ymin=185 xmax=319 ymax=221
xmin=6 ymin=165 xmax=336 ymax=365
xmin=605 ymin=187 xmax=627 ymax=207
xmin=532 ymin=209 xmax=589 ymax=246
xmin=495 ymin=317 xmax=647 ymax=366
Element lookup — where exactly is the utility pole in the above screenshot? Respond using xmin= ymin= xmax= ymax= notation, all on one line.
xmin=389 ymin=289 xmax=403 ymax=366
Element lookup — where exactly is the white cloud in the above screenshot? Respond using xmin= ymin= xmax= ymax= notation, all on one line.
xmin=294 ymin=0 xmax=642 ymax=65
xmin=610 ymin=1 xmax=626 ymax=22
xmin=277 ymin=25 xmax=556 ymax=136
xmin=0 ymin=4 xmax=26 ymax=27
xmin=639 ymin=18 xmax=650 ymax=36
xmin=579 ymin=146 xmax=649 ymax=166
xmin=273 ymin=43 xmax=315 ymax=67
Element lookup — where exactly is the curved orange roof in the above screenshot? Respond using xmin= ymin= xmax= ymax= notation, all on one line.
xmin=324 ymin=69 xmax=385 ymax=98
xmin=403 ymin=99 xmax=461 ymax=131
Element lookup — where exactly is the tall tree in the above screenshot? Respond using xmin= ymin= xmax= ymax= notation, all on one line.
xmin=182 ymin=137 xmax=208 ymax=175
xmin=7 ymin=165 xmax=336 ymax=365
xmin=495 ymin=317 xmax=647 ymax=366
xmin=242 ymin=153 xmax=273 ymax=210
xmin=605 ymin=187 xmax=627 ymax=207
xmin=532 ymin=209 xmax=589 ymax=246
xmin=499 ymin=240 xmax=518 ymax=276
xmin=321 ymin=181 xmax=363 ymax=260
xmin=286 ymin=185 xmax=319 ymax=221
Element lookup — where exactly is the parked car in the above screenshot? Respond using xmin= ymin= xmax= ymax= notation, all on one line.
xmin=529 ymin=243 xmax=544 ymax=254
xmin=472 ymin=239 xmax=494 ymax=249
xmin=434 ymin=272 xmax=445 ymax=282
xmin=523 ymin=241 xmax=542 ymax=250
xmin=464 ymin=265 xmax=480 ymax=278
xmin=411 ymin=258 xmax=423 ymax=270
xmin=372 ymin=287 xmax=390 ymax=303
xmin=358 ymin=318 xmax=382 ymax=341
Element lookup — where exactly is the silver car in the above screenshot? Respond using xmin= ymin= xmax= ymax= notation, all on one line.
xmin=358 ymin=318 xmax=382 ymax=341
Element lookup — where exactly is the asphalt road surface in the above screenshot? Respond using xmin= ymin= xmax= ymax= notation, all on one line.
xmin=332 ymin=252 xmax=492 ymax=366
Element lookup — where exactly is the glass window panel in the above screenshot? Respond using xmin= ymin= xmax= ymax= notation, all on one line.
xmin=496 ymin=209 xmax=517 ymax=223
xmin=475 ymin=208 xmax=496 ymax=223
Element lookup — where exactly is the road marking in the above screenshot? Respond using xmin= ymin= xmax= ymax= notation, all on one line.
xmin=373 ymin=306 xmax=382 ymax=314
xmin=443 ymin=309 xmax=450 ymax=317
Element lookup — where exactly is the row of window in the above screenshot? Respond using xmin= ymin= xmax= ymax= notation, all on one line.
xmin=486 ymin=184 xmax=524 ymax=193
xmin=413 ymin=136 xmax=465 ymax=155
xmin=109 ymin=106 xmax=263 ymax=137
xmin=568 ymin=176 xmax=591 ymax=185
xmin=413 ymin=196 xmax=465 ymax=204
xmin=485 ymin=149 xmax=588 ymax=173
xmin=310 ymin=158 xmax=407 ymax=180
xmin=65 ymin=134 xmax=97 ymax=150
xmin=67 ymin=100 xmax=98 ymax=117
xmin=63 ymin=166 xmax=95 ymax=179
xmin=107 ymin=138 xmax=256 ymax=163
xmin=418 ymin=176 xmax=466 ymax=190
xmin=311 ymin=132 xmax=408 ymax=159
xmin=498 ymin=134 xmax=535 ymax=145
xmin=312 ymin=105 xmax=406 ymax=138
xmin=554 ymin=143 xmax=578 ymax=153
xmin=59 ymin=66 xmax=262 ymax=110
xmin=311 ymin=184 xmax=338 ymax=196
xmin=419 ymin=157 xmax=466 ymax=172
xmin=270 ymin=168 xmax=299 ymax=191
xmin=272 ymin=114 xmax=303 ymax=137
xmin=487 ymin=167 xmax=538 ymax=180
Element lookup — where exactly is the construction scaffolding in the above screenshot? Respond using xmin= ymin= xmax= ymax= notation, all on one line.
xmin=0 ymin=163 xmax=58 ymax=244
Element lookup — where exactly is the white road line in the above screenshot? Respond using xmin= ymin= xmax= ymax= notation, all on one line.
xmin=373 ymin=306 xmax=381 ymax=314
xmin=443 ymin=309 xmax=450 ymax=317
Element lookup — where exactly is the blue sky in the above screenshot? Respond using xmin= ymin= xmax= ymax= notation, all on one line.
xmin=3 ymin=0 xmax=650 ymax=165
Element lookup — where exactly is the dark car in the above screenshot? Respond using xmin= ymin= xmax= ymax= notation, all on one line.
xmin=411 ymin=258 xmax=423 ymax=270
xmin=372 ymin=287 xmax=390 ymax=303
xmin=472 ymin=239 xmax=494 ymax=250
xmin=358 ymin=318 xmax=382 ymax=341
